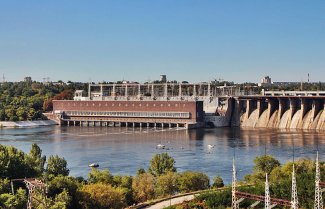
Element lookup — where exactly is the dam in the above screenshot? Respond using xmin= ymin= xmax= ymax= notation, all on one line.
xmin=49 ymin=83 xmax=325 ymax=130
xmin=233 ymin=91 xmax=325 ymax=130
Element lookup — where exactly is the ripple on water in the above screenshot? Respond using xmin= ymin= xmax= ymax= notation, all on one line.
xmin=0 ymin=126 xmax=325 ymax=184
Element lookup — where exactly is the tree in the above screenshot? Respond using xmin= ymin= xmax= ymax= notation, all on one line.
xmin=47 ymin=155 xmax=69 ymax=177
xmin=47 ymin=176 xmax=80 ymax=209
xmin=245 ymin=155 xmax=281 ymax=184
xmin=49 ymin=189 xmax=72 ymax=209
xmin=149 ymin=153 xmax=176 ymax=177
xmin=87 ymin=169 xmax=114 ymax=185
xmin=136 ymin=168 xmax=146 ymax=176
xmin=0 ymin=145 xmax=32 ymax=179
xmin=253 ymin=155 xmax=280 ymax=174
xmin=155 ymin=172 xmax=179 ymax=197
xmin=212 ymin=176 xmax=224 ymax=188
xmin=16 ymin=107 xmax=27 ymax=121
xmin=78 ymin=183 xmax=126 ymax=209
xmin=132 ymin=173 xmax=155 ymax=202
xmin=0 ymin=179 xmax=11 ymax=194
xmin=178 ymin=171 xmax=210 ymax=192
xmin=113 ymin=175 xmax=133 ymax=188
xmin=26 ymin=143 xmax=46 ymax=177
xmin=0 ymin=188 xmax=27 ymax=209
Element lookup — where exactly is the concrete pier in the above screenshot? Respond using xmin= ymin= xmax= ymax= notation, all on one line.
xmin=236 ymin=95 xmax=325 ymax=130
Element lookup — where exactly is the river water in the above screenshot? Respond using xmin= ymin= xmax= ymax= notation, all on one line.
xmin=0 ymin=126 xmax=324 ymax=184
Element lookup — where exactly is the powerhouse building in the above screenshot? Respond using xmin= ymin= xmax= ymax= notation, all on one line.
xmin=52 ymin=100 xmax=204 ymax=129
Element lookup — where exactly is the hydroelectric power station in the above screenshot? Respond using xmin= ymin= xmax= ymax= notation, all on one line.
xmin=49 ymin=82 xmax=325 ymax=130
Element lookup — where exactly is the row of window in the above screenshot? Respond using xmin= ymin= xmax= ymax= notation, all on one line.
xmin=64 ymin=102 xmax=187 ymax=108
xmin=64 ymin=111 xmax=190 ymax=119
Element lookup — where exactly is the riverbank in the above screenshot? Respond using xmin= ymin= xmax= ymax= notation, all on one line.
xmin=0 ymin=120 xmax=58 ymax=128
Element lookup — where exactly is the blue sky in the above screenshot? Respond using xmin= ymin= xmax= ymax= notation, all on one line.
xmin=0 ymin=0 xmax=324 ymax=83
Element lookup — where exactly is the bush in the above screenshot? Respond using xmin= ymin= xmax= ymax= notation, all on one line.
xmin=178 ymin=171 xmax=209 ymax=193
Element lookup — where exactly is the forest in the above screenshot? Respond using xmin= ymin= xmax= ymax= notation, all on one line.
xmin=0 ymin=81 xmax=87 ymax=121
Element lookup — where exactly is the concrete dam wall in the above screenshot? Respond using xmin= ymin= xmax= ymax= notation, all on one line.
xmin=232 ymin=96 xmax=325 ymax=130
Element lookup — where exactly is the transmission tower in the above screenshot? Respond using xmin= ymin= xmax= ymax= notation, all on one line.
xmin=232 ymin=158 xmax=239 ymax=209
xmin=11 ymin=178 xmax=47 ymax=209
xmin=291 ymin=164 xmax=299 ymax=209
xmin=314 ymin=151 xmax=323 ymax=209
xmin=265 ymin=173 xmax=271 ymax=209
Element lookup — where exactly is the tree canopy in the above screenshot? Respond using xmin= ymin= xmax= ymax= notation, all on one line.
xmin=149 ymin=153 xmax=176 ymax=177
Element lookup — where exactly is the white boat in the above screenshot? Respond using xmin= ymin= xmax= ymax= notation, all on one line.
xmin=88 ymin=163 xmax=99 ymax=168
xmin=156 ymin=144 xmax=165 ymax=149
xmin=207 ymin=144 xmax=215 ymax=149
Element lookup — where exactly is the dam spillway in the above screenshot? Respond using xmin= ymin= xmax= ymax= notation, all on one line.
xmin=233 ymin=95 xmax=325 ymax=130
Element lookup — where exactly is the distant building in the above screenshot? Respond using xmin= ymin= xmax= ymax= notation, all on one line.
xmin=258 ymin=76 xmax=272 ymax=87
xmin=261 ymin=76 xmax=271 ymax=84
xmin=160 ymin=75 xmax=167 ymax=83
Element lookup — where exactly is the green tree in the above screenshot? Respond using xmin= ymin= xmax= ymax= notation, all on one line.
xmin=136 ymin=168 xmax=146 ymax=176
xmin=253 ymin=155 xmax=280 ymax=174
xmin=0 ymin=109 xmax=6 ymax=121
xmin=78 ymin=183 xmax=126 ymax=209
xmin=212 ymin=176 xmax=224 ymax=188
xmin=113 ymin=175 xmax=133 ymax=188
xmin=87 ymin=169 xmax=114 ymax=185
xmin=155 ymin=172 xmax=179 ymax=197
xmin=0 ymin=188 xmax=27 ymax=209
xmin=132 ymin=172 xmax=155 ymax=202
xmin=112 ymin=175 xmax=134 ymax=205
xmin=178 ymin=171 xmax=210 ymax=192
xmin=16 ymin=107 xmax=27 ymax=121
xmin=47 ymin=155 xmax=69 ymax=177
xmin=149 ymin=153 xmax=176 ymax=176
xmin=0 ymin=145 xmax=32 ymax=179
xmin=26 ymin=143 xmax=46 ymax=177
xmin=49 ymin=189 xmax=72 ymax=209
xmin=245 ymin=155 xmax=281 ymax=183
xmin=0 ymin=179 xmax=11 ymax=194
xmin=47 ymin=176 xmax=80 ymax=209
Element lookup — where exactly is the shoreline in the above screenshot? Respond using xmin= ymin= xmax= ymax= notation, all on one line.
xmin=0 ymin=120 xmax=58 ymax=128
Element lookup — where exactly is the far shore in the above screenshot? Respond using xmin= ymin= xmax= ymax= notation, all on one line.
xmin=0 ymin=120 xmax=58 ymax=128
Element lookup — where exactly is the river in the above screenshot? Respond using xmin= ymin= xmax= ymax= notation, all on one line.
xmin=0 ymin=126 xmax=324 ymax=184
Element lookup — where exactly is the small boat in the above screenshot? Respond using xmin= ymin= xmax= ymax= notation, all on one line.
xmin=207 ymin=144 xmax=215 ymax=149
xmin=88 ymin=163 xmax=99 ymax=168
xmin=156 ymin=144 xmax=165 ymax=149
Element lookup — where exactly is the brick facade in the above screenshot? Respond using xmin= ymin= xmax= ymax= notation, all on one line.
xmin=53 ymin=100 xmax=204 ymax=124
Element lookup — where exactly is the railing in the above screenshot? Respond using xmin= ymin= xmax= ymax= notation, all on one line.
xmin=263 ymin=90 xmax=325 ymax=96
xmin=63 ymin=110 xmax=191 ymax=119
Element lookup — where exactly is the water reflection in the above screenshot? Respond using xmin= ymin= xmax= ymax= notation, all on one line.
xmin=0 ymin=126 xmax=324 ymax=184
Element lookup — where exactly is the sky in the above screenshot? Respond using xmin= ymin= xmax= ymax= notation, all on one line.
xmin=0 ymin=0 xmax=324 ymax=83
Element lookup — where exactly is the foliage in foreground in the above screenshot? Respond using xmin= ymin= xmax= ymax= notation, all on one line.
xmin=171 ymin=155 xmax=325 ymax=209
xmin=2 ymin=144 xmax=324 ymax=209
xmin=0 ymin=148 xmax=213 ymax=209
